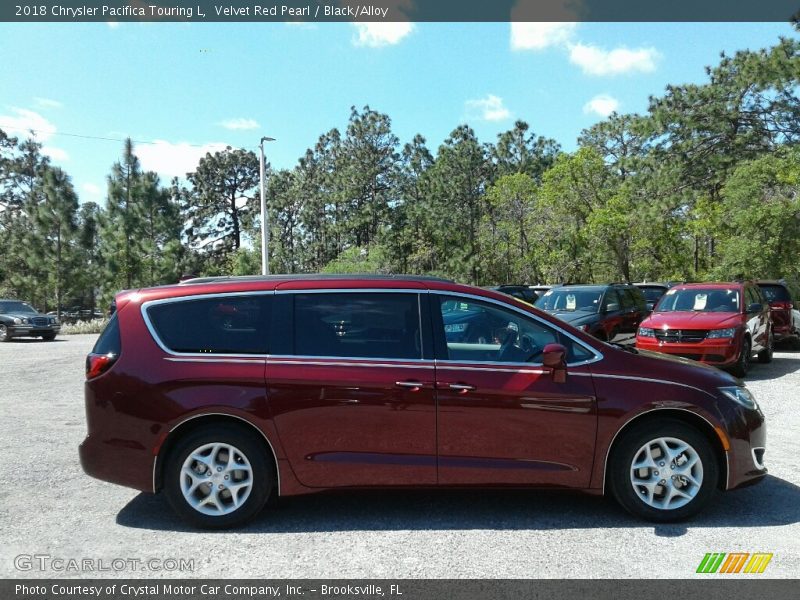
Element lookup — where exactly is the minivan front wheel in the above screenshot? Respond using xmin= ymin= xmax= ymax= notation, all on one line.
xmin=164 ymin=424 xmax=274 ymax=529
xmin=609 ymin=420 xmax=718 ymax=522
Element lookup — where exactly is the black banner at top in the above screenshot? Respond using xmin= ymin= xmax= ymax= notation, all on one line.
xmin=2 ymin=0 xmax=800 ymax=23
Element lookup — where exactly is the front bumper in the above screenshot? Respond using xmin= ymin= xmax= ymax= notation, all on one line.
xmin=724 ymin=404 xmax=767 ymax=490
xmin=635 ymin=337 xmax=739 ymax=366
xmin=8 ymin=324 xmax=60 ymax=338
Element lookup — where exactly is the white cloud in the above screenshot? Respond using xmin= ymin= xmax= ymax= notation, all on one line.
xmin=218 ymin=118 xmax=260 ymax=131
xmin=465 ymin=94 xmax=512 ymax=122
xmin=42 ymin=146 xmax=69 ymax=162
xmin=34 ymin=97 xmax=62 ymax=109
xmin=352 ymin=22 xmax=414 ymax=47
xmin=510 ymin=22 xmax=577 ymax=51
xmin=583 ymin=94 xmax=620 ymax=117
xmin=569 ymin=43 xmax=660 ymax=76
xmin=81 ymin=183 xmax=103 ymax=199
xmin=0 ymin=108 xmax=57 ymax=141
xmin=136 ymin=140 xmax=230 ymax=179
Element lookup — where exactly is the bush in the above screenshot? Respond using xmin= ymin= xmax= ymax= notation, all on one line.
xmin=60 ymin=319 xmax=108 ymax=335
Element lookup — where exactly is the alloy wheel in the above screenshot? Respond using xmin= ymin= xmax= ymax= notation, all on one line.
xmin=629 ymin=436 xmax=704 ymax=510
xmin=180 ymin=442 xmax=253 ymax=516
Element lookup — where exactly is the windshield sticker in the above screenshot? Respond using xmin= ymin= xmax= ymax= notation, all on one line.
xmin=693 ymin=294 xmax=708 ymax=310
xmin=566 ymin=294 xmax=577 ymax=310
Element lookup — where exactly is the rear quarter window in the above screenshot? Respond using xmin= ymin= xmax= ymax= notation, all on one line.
xmin=146 ymin=295 xmax=271 ymax=354
xmin=92 ymin=314 xmax=120 ymax=355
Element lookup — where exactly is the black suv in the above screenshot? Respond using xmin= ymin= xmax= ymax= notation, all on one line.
xmin=534 ymin=284 xmax=649 ymax=342
xmin=0 ymin=299 xmax=60 ymax=342
xmin=634 ymin=282 xmax=678 ymax=311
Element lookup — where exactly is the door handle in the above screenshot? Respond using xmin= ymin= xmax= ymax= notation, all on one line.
xmin=448 ymin=383 xmax=476 ymax=392
xmin=395 ymin=381 xmax=424 ymax=391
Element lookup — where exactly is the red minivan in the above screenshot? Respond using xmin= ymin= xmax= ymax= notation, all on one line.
xmin=80 ymin=275 xmax=766 ymax=528
xmin=636 ymin=282 xmax=773 ymax=378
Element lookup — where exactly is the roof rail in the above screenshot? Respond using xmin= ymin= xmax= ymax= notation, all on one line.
xmin=178 ymin=273 xmax=454 ymax=285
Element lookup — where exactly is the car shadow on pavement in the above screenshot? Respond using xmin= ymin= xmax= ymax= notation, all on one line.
xmin=746 ymin=353 xmax=800 ymax=381
xmin=116 ymin=474 xmax=800 ymax=535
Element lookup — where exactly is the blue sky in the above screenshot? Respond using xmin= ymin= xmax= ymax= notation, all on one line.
xmin=0 ymin=21 xmax=794 ymax=204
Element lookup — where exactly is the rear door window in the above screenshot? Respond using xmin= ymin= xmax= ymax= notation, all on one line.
xmin=293 ymin=292 xmax=422 ymax=360
xmin=146 ymin=295 xmax=271 ymax=354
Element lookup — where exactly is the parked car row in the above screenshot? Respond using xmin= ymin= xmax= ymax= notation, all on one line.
xmin=493 ymin=279 xmax=799 ymax=379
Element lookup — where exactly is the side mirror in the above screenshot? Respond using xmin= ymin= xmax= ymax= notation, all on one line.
xmin=747 ymin=302 xmax=763 ymax=314
xmin=542 ymin=343 xmax=567 ymax=383
xmin=605 ymin=303 xmax=620 ymax=312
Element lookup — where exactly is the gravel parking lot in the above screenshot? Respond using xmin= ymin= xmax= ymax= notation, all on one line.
xmin=2 ymin=334 xmax=799 ymax=579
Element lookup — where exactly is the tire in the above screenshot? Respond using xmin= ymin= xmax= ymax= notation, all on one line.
xmin=42 ymin=333 xmax=56 ymax=341
xmin=730 ymin=336 xmax=751 ymax=378
xmin=757 ymin=329 xmax=773 ymax=364
xmin=608 ymin=419 xmax=719 ymax=522
xmin=164 ymin=424 xmax=274 ymax=529
xmin=0 ymin=324 xmax=9 ymax=342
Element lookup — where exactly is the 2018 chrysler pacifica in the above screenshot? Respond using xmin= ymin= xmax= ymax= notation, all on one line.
xmin=80 ymin=275 xmax=766 ymax=528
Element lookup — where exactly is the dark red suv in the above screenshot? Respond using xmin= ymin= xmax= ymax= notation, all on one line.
xmin=757 ymin=280 xmax=799 ymax=347
xmin=80 ymin=275 xmax=766 ymax=528
xmin=635 ymin=282 xmax=773 ymax=377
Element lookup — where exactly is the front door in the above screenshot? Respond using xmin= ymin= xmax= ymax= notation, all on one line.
xmin=267 ymin=290 xmax=437 ymax=488
xmin=431 ymin=293 xmax=598 ymax=488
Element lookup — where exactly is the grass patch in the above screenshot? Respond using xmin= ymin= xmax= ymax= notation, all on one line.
xmin=60 ymin=319 xmax=108 ymax=335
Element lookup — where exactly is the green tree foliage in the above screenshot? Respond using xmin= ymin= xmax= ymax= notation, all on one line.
xmin=1 ymin=31 xmax=799 ymax=304
xmin=186 ymin=146 xmax=260 ymax=261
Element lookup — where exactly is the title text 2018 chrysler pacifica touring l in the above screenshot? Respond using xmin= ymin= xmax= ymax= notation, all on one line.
xmin=80 ymin=275 xmax=766 ymax=528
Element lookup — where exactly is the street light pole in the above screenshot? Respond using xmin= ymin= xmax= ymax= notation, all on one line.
xmin=259 ymin=136 xmax=275 ymax=275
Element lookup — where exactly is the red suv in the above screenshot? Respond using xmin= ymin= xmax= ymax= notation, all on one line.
xmin=757 ymin=280 xmax=799 ymax=347
xmin=635 ymin=282 xmax=773 ymax=377
xmin=80 ymin=275 xmax=766 ymax=528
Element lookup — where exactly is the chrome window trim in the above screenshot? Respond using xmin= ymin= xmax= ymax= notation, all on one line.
xmin=141 ymin=291 xmax=274 ymax=358
xmin=432 ymin=290 xmax=604 ymax=368
xmin=141 ymin=287 xmax=602 ymax=367
xmin=153 ymin=412 xmax=281 ymax=497
xmin=434 ymin=361 xmax=547 ymax=375
xmin=268 ymin=357 xmax=435 ymax=369
xmin=600 ymin=407 xmax=729 ymax=495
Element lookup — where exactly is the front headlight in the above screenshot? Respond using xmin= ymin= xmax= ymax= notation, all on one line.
xmin=49 ymin=317 xmax=58 ymax=325
xmin=444 ymin=323 xmax=468 ymax=333
xmin=13 ymin=317 xmax=22 ymax=324
xmin=708 ymin=327 xmax=737 ymax=339
xmin=638 ymin=327 xmax=655 ymax=337
xmin=719 ymin=386 xmax=759 ymax=410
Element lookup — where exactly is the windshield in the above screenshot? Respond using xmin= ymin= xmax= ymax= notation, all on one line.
xmin=656 ymin=288 xmax=740 ymax=313
xmin=639 ymin=287 xmax=667 ymax=302
xmin=534 ymin=289 xmax=602 ymax=313
xmin=0 ymin=301 xmax=37 ymax=314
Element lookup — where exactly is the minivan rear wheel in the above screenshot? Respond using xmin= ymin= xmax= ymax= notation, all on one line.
xmin=164 ymin=424 xmax=274 ymax=529
xmin=609 ymin=420 xmax=718 ymax=522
